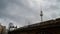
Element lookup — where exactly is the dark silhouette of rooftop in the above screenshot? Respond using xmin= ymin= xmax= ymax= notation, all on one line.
xmin=9 ymin=18 xmax=60 ymax=32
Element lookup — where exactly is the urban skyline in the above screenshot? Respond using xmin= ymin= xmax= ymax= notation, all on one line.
xmin=0 ymin=0 xmax=60 ymax=28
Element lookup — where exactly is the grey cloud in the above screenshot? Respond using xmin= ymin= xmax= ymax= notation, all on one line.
xmin=0 ymin=0 xmax=8 ymax=9
xmin=0 ymin=0 xmax=40 ymax=26
xmin=0 ymin=0 xmax=60 ymax=28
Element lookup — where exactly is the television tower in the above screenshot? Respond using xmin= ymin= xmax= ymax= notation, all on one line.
xmin=40 ymin=9 xmax=43 ymax=22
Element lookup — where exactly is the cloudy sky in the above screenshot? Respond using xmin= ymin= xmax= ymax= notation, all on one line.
xmin=0 ymin=0 xmax=60 ymax=28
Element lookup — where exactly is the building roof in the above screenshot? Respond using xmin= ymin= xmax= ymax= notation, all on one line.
xmin=9 ymin=18 xmax=60 ymax=32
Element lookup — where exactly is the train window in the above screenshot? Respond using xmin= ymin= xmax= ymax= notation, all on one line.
xmin=36 ymin=31 xmax=52 ymax=34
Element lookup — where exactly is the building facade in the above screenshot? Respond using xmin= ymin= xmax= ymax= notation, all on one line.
xmin=8 ymin=18 xmax=60 ymax=34
xmin=0 ymin=24 xmax=7 ymax=34
xmin=0 ymin=25 xmax=3 ymax=34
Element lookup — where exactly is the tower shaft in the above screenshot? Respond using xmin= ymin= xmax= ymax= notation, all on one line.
xmin=40 ymin=11 xmax=43 ymax=22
